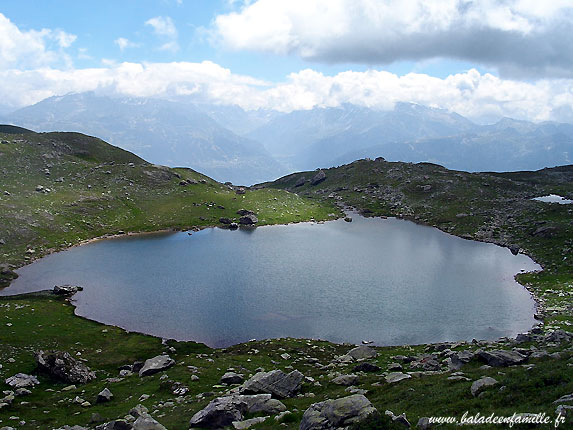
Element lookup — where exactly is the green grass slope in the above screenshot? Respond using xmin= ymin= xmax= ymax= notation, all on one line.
xmin=0 ymin=129 xmax=338 ymax=278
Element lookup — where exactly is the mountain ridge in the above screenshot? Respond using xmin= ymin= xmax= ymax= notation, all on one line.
xmin=3 ymin=93 xmax=573 ymax=183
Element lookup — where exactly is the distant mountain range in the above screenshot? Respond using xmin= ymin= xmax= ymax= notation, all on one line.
xmin=3 ymin=92 xmax=572 ymax=184
xmin=2 ymin=93 xmax=285 ymax=185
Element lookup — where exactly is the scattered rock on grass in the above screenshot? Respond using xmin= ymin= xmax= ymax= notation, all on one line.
xmin=138 ymin=355 xmax=175 ymax=377
xmin=240 ymin=369 xmax=304 ymax=398
xmin=35 ymin=351 xmax=96 ymax=384
xmin=5 ymin=373 xmax=39 ymax=389
xmin=471 ymin=377 xmax=498 ymax=396
xmin=300 ymin=394 xmax=378 ymax=430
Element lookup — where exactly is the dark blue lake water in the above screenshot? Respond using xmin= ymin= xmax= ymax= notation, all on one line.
xmin=3 ymin=216 xmax=540 ymax=347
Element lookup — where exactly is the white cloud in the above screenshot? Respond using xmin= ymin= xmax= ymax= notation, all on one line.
xmin=213 ymin=0 xmax=573 ymax=78
xmin=145 ymin=16 xmax=179 ymax=52
xmin=145 ymin=16 xmax=178 ymax=38
xmin=1 ymin=61 xmax=572 ymax=124
xmin=158 ymin=41 xmax=180 ymax=53
xmin=115 ymin=37 xmax=140 ymax=51
xmin=0 ymin=13 xmax=76 ymax=69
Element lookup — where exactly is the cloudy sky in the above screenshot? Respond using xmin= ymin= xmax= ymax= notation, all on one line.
xmin=1 ymin=0 xmax=572 ymax=123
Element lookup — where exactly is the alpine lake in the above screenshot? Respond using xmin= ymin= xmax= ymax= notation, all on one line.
xmin=2 ymin=214 xmax=540 ymax=348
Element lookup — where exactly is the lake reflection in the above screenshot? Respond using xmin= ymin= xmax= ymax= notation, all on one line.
xmin=3 ymin=216 xmax=540 ymax=347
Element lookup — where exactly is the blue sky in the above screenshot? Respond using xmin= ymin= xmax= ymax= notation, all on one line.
xmin=0 ymin=1 xmax=572 ymax=123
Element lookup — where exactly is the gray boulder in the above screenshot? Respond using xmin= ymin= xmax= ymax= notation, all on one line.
xmin=386 ymin=410 xmax=411 ymax=428
xmin=220 ymin=372 xmax=244 ymax=385
xmin=411 ymin=357 xmax=441 ymax=371
xmin=471 ymin=377 xmax=498 ymax=396
xmin=138 ymin=355 xmax=175 ymax=377
xmin=239 ymin=214 xmax=258 ymax=225
xmin=240 ymin=369 xmax=304 ymax=398
xmin=347 ymin=345 xmax=377 ymax=360
xmin=95 ymin=421 xmax=132 ymax=430
xmin=96 ymin=388 xmax=113 ymax=403
xmin=311 ymin=170 xmax=327 ymax=186
xmin=448 ymin=350 xmax=475 ymax=370
xmin=241 ymin=394 xmax=286 ymax=414
xmin=478 ymin=350 xmax=527 ymax=367
xmin=385 ymin=372 xmax=412 ymax=384
xmin=130 ymin=404 xmax=149 ymax=418
xmin=5 ymin=373 xmax=39 ymax=389
xmin=300 ymin=394 xmax=378 ymax=430
xmin=232 ymin=417 xmax=268 ymax=430
xmin=236 ymin=209 xmax=255 ymax=216
xmin=132 ymin=415 xmax=167 ymax=430
xmin=35 ymin=350 xmax=96 ymax=384
xmin=353 ymin=362 xmax=381 ymax=373
xmin=332 ymin=374 xmax=359 ymax=386
xmin=189 ymin=396 xmax=248 ymax=429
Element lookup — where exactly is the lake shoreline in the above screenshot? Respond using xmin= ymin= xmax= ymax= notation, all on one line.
xmin=3 ymin=211 xmax=543 ymax=350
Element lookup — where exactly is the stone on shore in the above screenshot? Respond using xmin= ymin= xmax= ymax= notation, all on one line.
xmin=477 ymin=350 xmax=527 ymax=367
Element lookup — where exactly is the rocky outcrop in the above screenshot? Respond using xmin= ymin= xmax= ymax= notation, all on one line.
xmin=300 ymin=394 xmax=378 ymax=430
xmin=35 ymin=351 xmax=96 ymax=384
xmin=138 ymin=355 xmax=175 ymax=377
xmin=52 ymin=285 xmax=83 ymax=295
xmin=239 ymin=214 xmax=258 ymax=225
xmin=311 ymin=170 xmax=327 ymax=185
xmin=294 ymin=177 xmax=306 ymax=187
xmin=477 ymin=350 xmax=527 ymax=367
xmin=240 ymin=369 xmax=304 ymax=398
xmin=544 ymin=329 xmax=572 ymax=344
